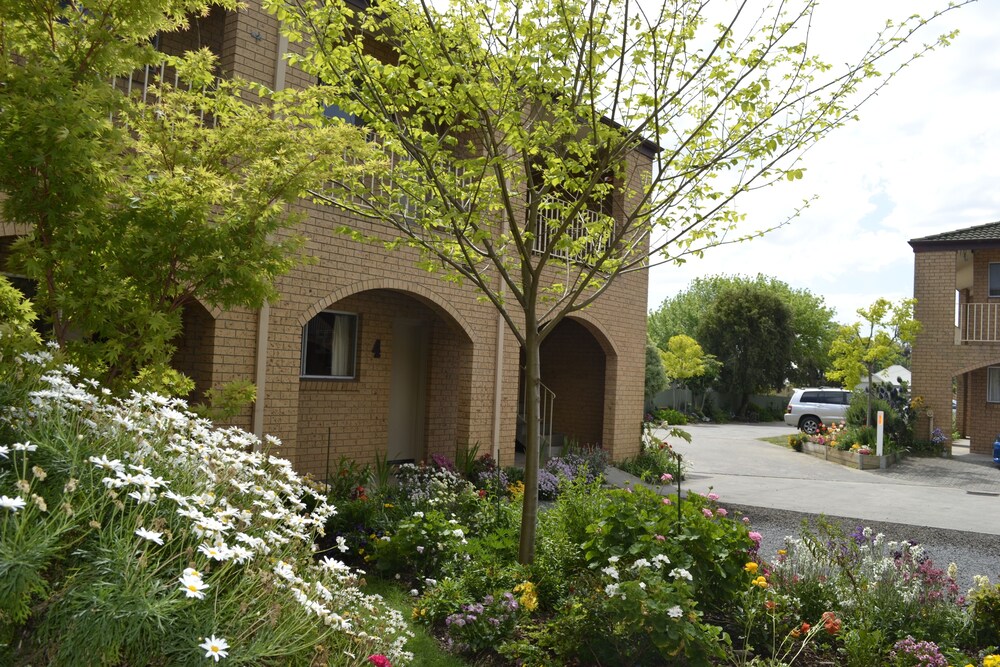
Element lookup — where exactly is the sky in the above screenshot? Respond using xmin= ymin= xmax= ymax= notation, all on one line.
xmin=646 ymin=0 xmax=1000 ymax=324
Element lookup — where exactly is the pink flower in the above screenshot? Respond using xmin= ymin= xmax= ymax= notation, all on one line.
xmin=368 ymin=656 xmax=392 ymax=667
xmin=707 ymin=493 xmax=720 ymax=501
xmin=662 ymin=498 xmax=672 ymax=505
xmin=655 ymin=534 xmax=666 ymax=542
xmin=716 ymin=508 xmax=728 ymax=517
xmin=660 ymin=473 xmax=673 ymax=483
xmin=748 ymin=531 xmax=762 ymax=545
xmin=742 ymin=517 xmax=751 ymax=524
xmin=702 ymin=508 xmax=713 ymax=518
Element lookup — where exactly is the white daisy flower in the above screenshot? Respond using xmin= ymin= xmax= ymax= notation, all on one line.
xmin=12 ymin=442 xmax=37 ymax=452
xmin=179 ymin=573 xmax=209 ymax=599
xmin=198 ymin=635 xmax=229 ymax=662
xmin=135 ymin=528 xmax=164 ymax=545
xmin=1 ymin=495 xmax=27 ymax=512
xmin=198 ymin=542 xmax=233 ymax=561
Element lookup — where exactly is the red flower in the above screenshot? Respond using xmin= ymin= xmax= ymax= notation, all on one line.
xmin=367 ymin=655 xmax=392 ymax=667
xmin=821 ymin=611 xmax=841 ymax=635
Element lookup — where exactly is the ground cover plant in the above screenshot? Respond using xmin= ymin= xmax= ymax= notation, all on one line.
xmin=0 ymin=350 xmax=411 ymax=666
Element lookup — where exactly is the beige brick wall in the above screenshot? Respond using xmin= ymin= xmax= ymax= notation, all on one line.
xmin=913 ymin=248 xmax=1000 ymax=454
xmin=0 ymin=1 xmax=651 ymax=474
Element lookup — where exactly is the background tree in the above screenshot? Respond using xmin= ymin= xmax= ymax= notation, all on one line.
xmin=649 ymin=274 xmax=837 ymax=386
xmin=828 ymin=297 xmax=921 ymax=426
xmin=0 ymin=1 xmax=369 ymax=391
xmin=644 ymin=338 xmax=668 ymax=407
xmin=697 ymin=284 xmax=794 ymax=417
xmin=659 ymin=334 xmax=719 ymax=414
xmin=269 ymin=0 xmax=965 ymax=563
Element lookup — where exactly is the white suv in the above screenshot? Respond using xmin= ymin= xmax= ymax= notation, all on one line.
xmin=784 ymin=388 xmax=851 ymax=434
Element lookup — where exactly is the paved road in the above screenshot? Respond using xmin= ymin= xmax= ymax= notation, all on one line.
xmin=603 ymin=422 xmax=1000 ymax=589
xmin=642 ymin=422 xmax=1000 ymax=535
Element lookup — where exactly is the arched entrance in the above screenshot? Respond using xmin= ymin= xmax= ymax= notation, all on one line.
xmin=519 ymin=316 xmax=617 ymax=453
xmin=296 ymin=287 xmax=474 ymax=472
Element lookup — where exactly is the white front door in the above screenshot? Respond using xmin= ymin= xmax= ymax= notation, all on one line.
xmin=386 ymin=318 xmax=429 ymax=462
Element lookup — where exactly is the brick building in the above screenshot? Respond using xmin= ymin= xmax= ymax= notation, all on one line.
xmin=0 ymin=2 xmax=651 ymax=478
xmin=910 ymin=221 xmax=1000 ymax=455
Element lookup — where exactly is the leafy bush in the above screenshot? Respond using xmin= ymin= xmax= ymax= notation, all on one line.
xmin=0 ymin=358 xmax=411 ymax=666
xmin=967 ymin=577 xmax=1000 ymax=648
xmin=654 ymin=407 xmax=688 ymax=425
xmin=616 ymin=423 xmax=685 ymax=484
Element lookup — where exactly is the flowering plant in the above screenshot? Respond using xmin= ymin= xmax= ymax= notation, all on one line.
xmin=443 ymin=592 xmax=521 ymax=653
xmin=0 ymin=358 xmax=411 ymax=665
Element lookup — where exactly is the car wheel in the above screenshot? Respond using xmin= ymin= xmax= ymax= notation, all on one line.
xmin=799 ymin=416 xmax=821 ymax=435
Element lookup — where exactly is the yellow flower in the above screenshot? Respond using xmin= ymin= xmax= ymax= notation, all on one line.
xmin=744 ymin=562 xmax=759 ymax=574
xmin=777 ymin=549 xmax=787 ymax=556
xmin=752 ymin=576 xmax=768 ymax=589
xmin=984 ymin=656 xmax=1000 ymax=667
xmin=514 ymin=581 xmax=539 ymax=612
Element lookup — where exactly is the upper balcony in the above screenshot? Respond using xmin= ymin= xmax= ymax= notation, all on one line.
xmin=960 ymin=303 xmax=1000 ymax=343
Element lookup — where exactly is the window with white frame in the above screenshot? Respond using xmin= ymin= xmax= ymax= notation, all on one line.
xmin=988 ymin=367 xmax=1000 ymax=403
xmin=301 ymin=311 xmax=359 ymax=379
xmin=990 ymin=263 xmax=1000 ymax=297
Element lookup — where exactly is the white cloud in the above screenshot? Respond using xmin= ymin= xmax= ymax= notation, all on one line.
xmin=648 ymin=0 xmax=1000 ymax=323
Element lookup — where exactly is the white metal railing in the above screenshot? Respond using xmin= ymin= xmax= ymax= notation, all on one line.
xmin=518 ymin=377 xmax=556 ymax=461
xmin=961 ymin=303 xmax=1000 ymax=342
xmin=109 ymin=60 xmax=218 ymax=126
xmin=532 ymin=195 xmax=610 ymax=262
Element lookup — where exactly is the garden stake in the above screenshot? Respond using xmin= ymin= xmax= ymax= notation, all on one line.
xmin=325 ymin=427 xmax=332 ymax=488
xmin=676 ymin=453 xmax=682 ymax=530
xmin=496 ymin=449 xmax=502 ymax=524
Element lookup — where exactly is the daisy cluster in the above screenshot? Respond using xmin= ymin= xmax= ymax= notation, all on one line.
xmin=1 ymin=362 xmax=412 ymax=664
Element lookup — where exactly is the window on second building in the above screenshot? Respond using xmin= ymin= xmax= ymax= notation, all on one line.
xmin=301 ymin=311 xmax=359 ymax=379
xmin=988 ymin=367 xmax=1000 ymax=403
xmin=990 ymin=263 xmax=1000 ymax=298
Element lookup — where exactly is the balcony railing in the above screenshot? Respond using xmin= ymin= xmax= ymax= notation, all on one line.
xmin=110 ymin=60 xmax=218 ymax=126
xmin=532 ymin=195 xmax=610 ymax=262
xmin=961 ymin=303 xmax=1000 ymax=342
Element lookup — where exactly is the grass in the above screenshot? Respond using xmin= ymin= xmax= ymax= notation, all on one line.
xmin=363 ymin=578 xmax=472 ymax=667
xmin=759 ymin=434 xmax=796 ymax=449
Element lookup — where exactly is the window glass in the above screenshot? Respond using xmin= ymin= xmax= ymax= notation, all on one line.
xmin=988 ymin=367 xmax=1000 ymax=403
xmin=301 ymin=311 xmax=358 ymax=378
xmin=990 ymin=263 xmax=1000 ymax=297
xmin=800 ymin=391 xmax=821 ymax=403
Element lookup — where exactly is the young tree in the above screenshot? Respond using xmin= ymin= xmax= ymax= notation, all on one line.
xmin=828 ymin=298 xmax=921 ymax=426
xmin=659 ymin=334 xmax=719 ymax=414
xmin=0 ymin=1 xmax=370 ymax=390
xmin=697 ymin=284 xmax=794 ymax=417
xmin=268 ymin=0 xmax=966 ymax=563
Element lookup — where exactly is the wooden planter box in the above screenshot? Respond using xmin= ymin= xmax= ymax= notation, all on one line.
xmin=800 ymin=441 xmax=903 ymax=470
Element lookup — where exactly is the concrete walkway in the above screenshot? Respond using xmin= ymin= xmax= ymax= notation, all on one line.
xmin=602 ymin=422 xmax=1000 ymax=535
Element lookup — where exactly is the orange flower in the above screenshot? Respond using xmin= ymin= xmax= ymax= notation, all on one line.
xmin=821 ymin=611 xmax=841 ymax=635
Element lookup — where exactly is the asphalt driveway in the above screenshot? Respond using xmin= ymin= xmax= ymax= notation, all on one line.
xmin=642 ymin=422 xmax=1000 ymax=535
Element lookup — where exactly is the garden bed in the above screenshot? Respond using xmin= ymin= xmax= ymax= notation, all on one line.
xmin=801 ymin=441 xmax=904 ymax=470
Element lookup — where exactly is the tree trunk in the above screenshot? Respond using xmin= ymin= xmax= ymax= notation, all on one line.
xmin=518 ymin=323 xmax=540 ymax=565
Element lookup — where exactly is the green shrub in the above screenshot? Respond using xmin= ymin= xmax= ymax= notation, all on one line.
xmin=968 ymin=578 xmax=1000 ymax=648
xmin=617 ymin=425 xmax=685 ymax=484
xmin=655 ymin=407 xmax=688 ymax=425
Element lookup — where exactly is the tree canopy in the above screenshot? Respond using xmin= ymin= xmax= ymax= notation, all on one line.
xmin=0 ymin=0 xmax=369 ymax=390
xmin=650 ymin=274 xmax=838 ymax=386
xmin=696 ymin=284 xmax=794 ymax=416
xmin=268 ymin=0 xmax=965 ymax=563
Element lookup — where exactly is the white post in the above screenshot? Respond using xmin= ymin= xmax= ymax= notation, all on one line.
xmin=876 ymin=410 xmax=885 ymax=468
